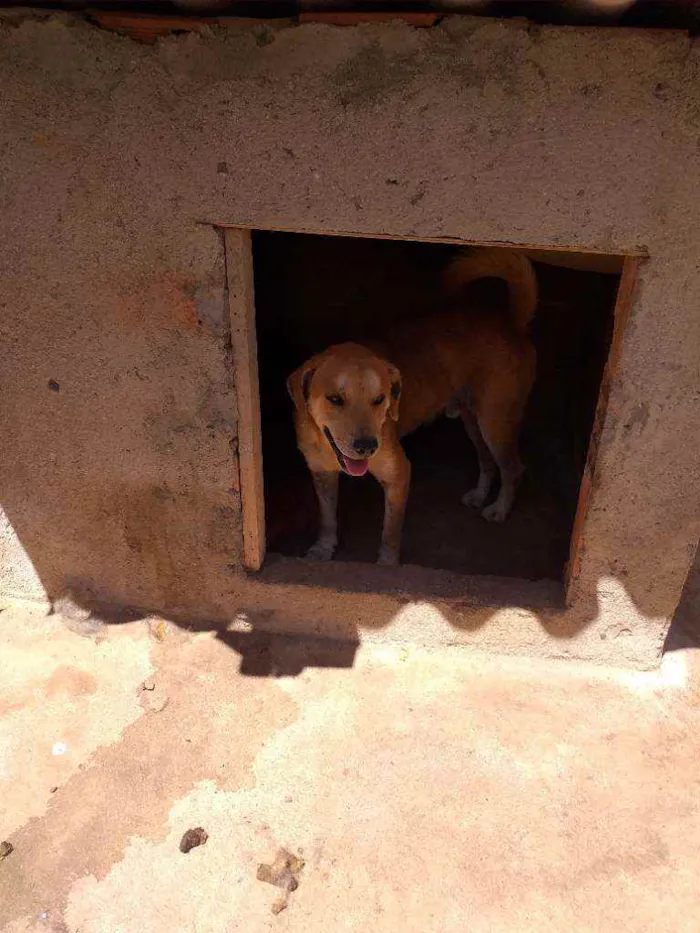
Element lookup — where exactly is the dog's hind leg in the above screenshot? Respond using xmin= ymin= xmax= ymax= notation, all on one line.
xmin=306 ymin=470 xmax=339 ymax=561
xmin=480 ymin=440 xmax=523 ymax=523
xmin=471 ymin=357 xmax=532 ymax=523
xmin=476 ymin=410 xmax=525 ymax=523
xmin=459 ymin=407 xmax=498 ymax=510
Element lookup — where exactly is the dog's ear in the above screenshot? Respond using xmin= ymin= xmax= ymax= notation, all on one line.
xmin=386 ymin=363 xmax=402 ymax=422
xmin=287 ymin=362 xmax=316 ymax=412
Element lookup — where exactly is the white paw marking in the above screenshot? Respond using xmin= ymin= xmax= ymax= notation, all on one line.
xmin=482 ymin=502 xmax=508 ymax=523
xmin=461 ymin=488 xmax=488 ymax=509
xmin=377 ymin=546 xmax=399 ymax=567
xmin=306 ymin=540 xmax=336 ymax=561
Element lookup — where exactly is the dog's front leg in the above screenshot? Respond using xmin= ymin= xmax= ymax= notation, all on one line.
xmin=372 ymin=449 xmax=411 ymax=567
xmin=306 ymin=470 xmax=339 ymax=561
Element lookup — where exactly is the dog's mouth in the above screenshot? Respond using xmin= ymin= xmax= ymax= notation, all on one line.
xmin=323 ymin=427 xmax=370 ymax=477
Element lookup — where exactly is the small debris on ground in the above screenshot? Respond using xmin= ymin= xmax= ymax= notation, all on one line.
xmin=271 ymin=895 xmax=287 ymax=916
xmin=139 ymin=685 xmax=169 ymax=713
xmin=149 ymin=618 xmax=170 ymax=642
xmin=0 ymin=841 xmax=13 ymax=860
xmin=257 ymin=849 xmax=304 ymax=914
xmin=179 ymin=827 xmax=208 ymax=853
xmin=138 ymin=677 xmax=168 ymax=712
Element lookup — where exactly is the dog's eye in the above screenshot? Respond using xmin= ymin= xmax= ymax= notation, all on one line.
xmin=371 ymin=394 xmax=386 ymax=406
xmin=326 ymin=395 xmax=344 ymax=407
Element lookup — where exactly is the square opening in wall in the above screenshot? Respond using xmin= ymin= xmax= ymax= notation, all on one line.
xmin=243 ymin=229 xmax=625 ymax=584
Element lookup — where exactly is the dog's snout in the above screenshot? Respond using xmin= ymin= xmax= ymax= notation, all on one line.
xmin=353 ymin=436 xmax=378 ymax=457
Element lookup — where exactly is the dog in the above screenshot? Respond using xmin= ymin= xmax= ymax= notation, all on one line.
xmin=287 ymin=247 xmax=538 ymax=566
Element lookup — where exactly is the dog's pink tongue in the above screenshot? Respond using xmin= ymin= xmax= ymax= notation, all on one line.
xmin=344 ymin=457 xmax=369 ymax=477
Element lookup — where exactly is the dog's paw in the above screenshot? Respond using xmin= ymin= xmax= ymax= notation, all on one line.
xmin=377 ymin=545 xmax=399 ymax=567
xmin=305 ymin=540 xmax=336 ymax=561
xmin=481 ymin=502 xmax=508 ymax=523
xmin=461 ymin=488 xmax=488 ymax=509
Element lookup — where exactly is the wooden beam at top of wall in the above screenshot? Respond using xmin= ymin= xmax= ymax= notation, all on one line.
xmin=88 ymin=11 xmax=296 ymax=44
xmin=87 ymin=9 xmax=437 ymax=44
xmin=88 ymin=11 xmax=209 ymax=43
xmin=299 ymin=11 xmax=440 ymax=26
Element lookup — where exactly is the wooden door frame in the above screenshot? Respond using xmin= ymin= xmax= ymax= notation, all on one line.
xmin=225 ymin=227 xmax=266 ymax=571
xmin=224 ymin=222 xmax=640 ymax=585
xmin=564 ymin=255 xmax=640 ymax=601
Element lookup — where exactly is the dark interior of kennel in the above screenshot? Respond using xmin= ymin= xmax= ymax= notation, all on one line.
xmin=252 ymin=231 xmax=619 ymax=581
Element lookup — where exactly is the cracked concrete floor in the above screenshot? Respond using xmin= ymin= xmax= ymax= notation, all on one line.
xmin=1 ymin=603 xmax=700 ymax=933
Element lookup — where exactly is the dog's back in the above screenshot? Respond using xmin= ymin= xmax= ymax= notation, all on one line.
xmin=373 ymin=248 xmax=538 ymax=437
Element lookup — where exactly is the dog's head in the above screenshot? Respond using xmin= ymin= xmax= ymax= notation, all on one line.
xmin=287 ymin=343 xmax=401 ymax=477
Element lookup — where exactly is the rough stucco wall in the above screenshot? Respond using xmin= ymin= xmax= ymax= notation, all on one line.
xmin=0 ymin=216 xmax=241 ymax=615
xmin=1 ymin=14 xmax=699 ymax=662
xmin=0 ymin=25 xmax=244 ymax=615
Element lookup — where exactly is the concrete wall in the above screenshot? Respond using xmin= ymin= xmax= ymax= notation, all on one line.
xmin=1 ymin=13 xmax=699 ymax=665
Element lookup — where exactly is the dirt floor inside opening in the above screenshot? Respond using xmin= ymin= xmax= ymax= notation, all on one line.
xmin=253 ymin=231 xmax=620 ymax=582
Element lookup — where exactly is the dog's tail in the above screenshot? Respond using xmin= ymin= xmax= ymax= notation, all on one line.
xmin=444 ymin=248 xmax=538 ymax=335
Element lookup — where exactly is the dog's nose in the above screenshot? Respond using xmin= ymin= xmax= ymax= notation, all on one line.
xmin=353 ymin=436 xmax=378 ymax=457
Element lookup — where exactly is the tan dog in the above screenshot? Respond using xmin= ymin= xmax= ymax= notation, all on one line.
xmin=287 ymin=248 xmax=538 ymax=566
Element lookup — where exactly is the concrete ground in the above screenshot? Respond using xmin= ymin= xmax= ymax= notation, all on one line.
xmin=1 ymin=603 xmax=700 ymax=933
